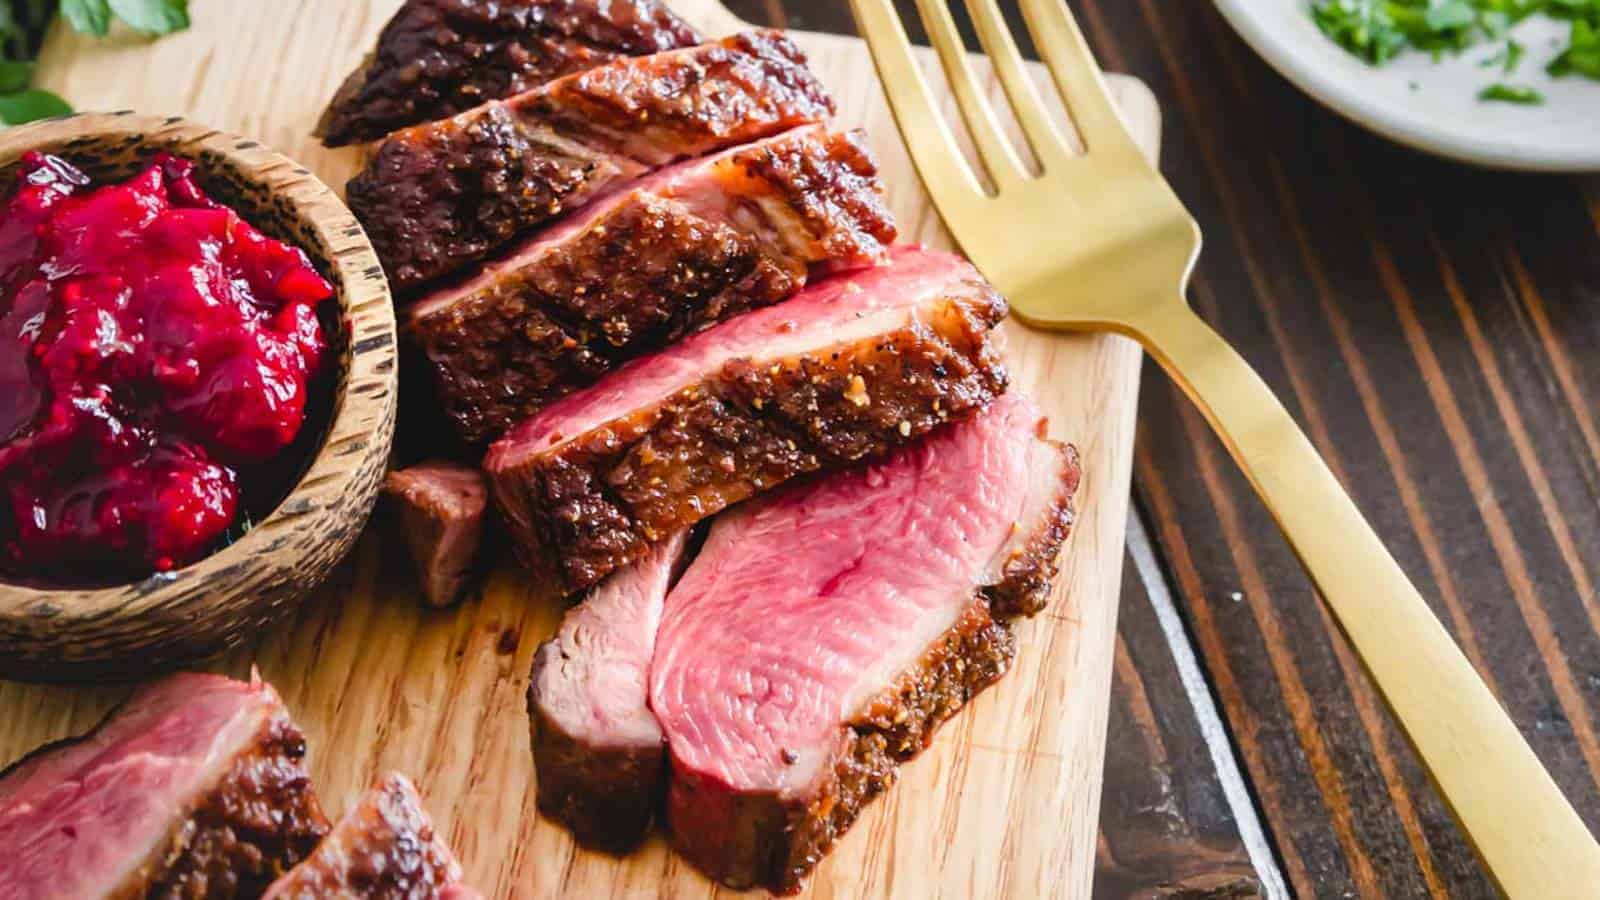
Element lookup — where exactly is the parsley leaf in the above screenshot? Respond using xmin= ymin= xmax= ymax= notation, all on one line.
xmin=0 ymin=0 xmax=192 ymax=129
xmin=1482 ymin=37 xmax=1527 ymax=69
xmin=0 ymin=61 xmax=32 ymax=94
xmin=1313 ymin=0 xmax=1409 ymax=64
xmin=0 ymin=87 xmax=71 ymax=124
xmin=1312 ymin=0 xmax=1600 ymax=99
xmin=1549 ymin=18 xmax=1600 ymax=77
xmin=1505 ymin=37 xmax=1527 ymax=69
xmin=60 ymin=0 xmax=111 ymax=37
xmin=61 ymin=0 xmax=189 ymax=38
xmin=107 ymin=0 xmax=189 ymax=35
xmin=1479 ymin=81 xmax=1547 ymax=100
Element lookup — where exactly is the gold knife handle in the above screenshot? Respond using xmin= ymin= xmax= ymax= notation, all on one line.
xmin=1137 ymin=303 xmax=1600 ymax=897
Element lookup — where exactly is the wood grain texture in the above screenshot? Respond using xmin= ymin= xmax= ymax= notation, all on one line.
xmin=0 ymin=2 xmax=1159 ymax=898
xmin=1095 ymin=559 xmax=1263 ymax=899
xmin=1077 ymin=2 xmax=1600 ymax=897
xmin=0 ymin=113 xmax=397 ymax=681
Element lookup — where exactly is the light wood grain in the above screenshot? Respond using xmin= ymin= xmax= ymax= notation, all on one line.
xmin=0 ymin=2 xmax=1159 ymax=897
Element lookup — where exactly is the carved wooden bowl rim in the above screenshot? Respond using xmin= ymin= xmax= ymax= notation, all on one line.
xmin=0 ymin=112 xmax=397 ymax=678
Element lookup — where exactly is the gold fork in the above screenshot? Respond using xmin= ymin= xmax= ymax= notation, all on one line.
xmin=848 ymin=0 xmax=1600 ymax=894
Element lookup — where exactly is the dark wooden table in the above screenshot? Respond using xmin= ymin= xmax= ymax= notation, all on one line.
xmin=732 ymin=1 xmax=1600 ymax=897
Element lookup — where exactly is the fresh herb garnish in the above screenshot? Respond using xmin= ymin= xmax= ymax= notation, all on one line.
xmin=1311 ymin=0 xmax=1600 ymax=102
xmin=0 ymin=0 xmax=191 ymax=126
xmin=1482 ymin=37 xmax=1528 ymax=69
xmin=1549 ymin=17 xmax=1600 ymax=76
xmin=1313 ymin=0 xmax=1410 ymax=63
xmin=66 ymin=0 xmax=189 ymax=37
xmin=1479 ymin=81 xmax=1547 ymax=99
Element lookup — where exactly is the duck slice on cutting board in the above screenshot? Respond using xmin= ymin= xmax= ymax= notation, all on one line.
xmin=528 ymin=530 xmax=690 ymax=853
xmin=483 ymin=246 xmax=1008 ymax=596
xmin=410 ymin=124 xmax=897 ymax=446
xmin=650 ymin=392 xmax=1080 ymax=893
xmin=263 ymin=772 xmax=478 ymax=900
xmin=0 ymin=672 xmax=328 ymax=900
xmin=349 ymin=30 xmax=835 ymax=290
xmin=318 ymin=0 xmax=701 ymax=147
xmin=383 ymin=460 xmax=491 ymax=607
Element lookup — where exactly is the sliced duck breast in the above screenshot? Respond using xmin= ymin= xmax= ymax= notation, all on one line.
xmin=650 ymin=393 xmax=1081 ymax=893
xmin=484 ymin=246 xmax=1009 ymax=595
xmin=263 ymin=772 xmax=478 ymax=900
xmin=383 ymin=461 xmax=491 ymax=607
xmin=413 ymin=125 xmax=897 ymax=445
xmin=318 ymin=0 xmax=701 ymax=146
xmin=349 ymin=30 xmax=835 ymax=289
xmin=528 ymin=531 xmax=689 ymax=852
xmin=0 ymin=672 xmax=328 ymax=900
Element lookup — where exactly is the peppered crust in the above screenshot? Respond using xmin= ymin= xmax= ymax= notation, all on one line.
xmin=347 ymin=31 xmax=836 ymax=290
xmin=487 ymin=283 xmax=1009 ymax=595
xmin=409 ymin=127 xmax=897 ymax=447
xmin=136 ymin=715 xmax=329 ymax=898
xmin=317 ymin=0 xmax=701 ymax=147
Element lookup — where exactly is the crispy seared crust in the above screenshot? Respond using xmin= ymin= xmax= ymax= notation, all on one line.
xmin=986 ymin=443 xmax=1081 ymax=619
xmin=348 ymin=31 xmax=835 ymax=290
xmin=262 ymin=775 xmax=460 ymax=900
xmin=410 ymin=195 xmax=792 ymax=448
xmin=347 ymin=103 xmax=600 ymax=292
xmin=410 ymin=128 xmax=897 ymax=446
xmin=528 ymin=679 xmax=665 ymax=854
xmin=133 ymin=714 xmax=329 ymax=898
xmin=317 ymin=0 xmax=701 ymax=146
xmin=666 ymin=602 xmax=1015 ymax=893
xmin=664 ymin=439 xmax=1081 ymax=894
xmin=489 ymin=286 xmax=1009 ymax=594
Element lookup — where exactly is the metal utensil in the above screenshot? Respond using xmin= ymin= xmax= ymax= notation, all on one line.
xmin=847 ymin=0 xmax=1600 ymax=894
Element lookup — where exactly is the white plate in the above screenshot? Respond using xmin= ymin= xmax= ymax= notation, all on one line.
xmin=1212 ymin=0 xmax=1600 ymax=172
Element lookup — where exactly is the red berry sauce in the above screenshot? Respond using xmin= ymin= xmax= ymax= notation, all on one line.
xmin=0 ymin=152 xmax=332 ymax=580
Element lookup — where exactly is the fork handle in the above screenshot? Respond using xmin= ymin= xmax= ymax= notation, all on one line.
xmin=1138 ymin=304 xmax=1600 ymax=897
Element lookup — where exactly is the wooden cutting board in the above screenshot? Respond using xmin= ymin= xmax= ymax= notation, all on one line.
xmin=0 ymin=2 xmax=1159 ymax=897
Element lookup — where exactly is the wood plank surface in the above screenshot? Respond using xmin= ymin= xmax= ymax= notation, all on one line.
xmin=1063 ymin=2 xmax=1599 ymax=897
xmin=0 ymin=2 xmax=1162 ymax=898
xmin=1095 ymin=554 xmax=1264 ymax=899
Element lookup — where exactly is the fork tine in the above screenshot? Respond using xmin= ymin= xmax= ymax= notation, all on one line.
xmin=912 ymin=0 xmax=1027 ymax=187
xmin=1017 ymin=0 xmax=1135 ymax=154
xmin=849 ymin=0 xmax=987 ymax=208
xmin=962 ymin=0 xmax=1074 ymax=166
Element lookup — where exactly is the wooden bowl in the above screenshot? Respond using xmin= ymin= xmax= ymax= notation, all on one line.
xmin=0 ymin=113 xmax=397 ymax=682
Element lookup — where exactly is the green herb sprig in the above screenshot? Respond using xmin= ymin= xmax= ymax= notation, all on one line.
xmin=0 ymin=0 xmax=191 ymax=126
xmin=1311 ymin=0 xmax=1600 ymax=104
xmin=1479 ymin=81 xmax=1546 ymax=99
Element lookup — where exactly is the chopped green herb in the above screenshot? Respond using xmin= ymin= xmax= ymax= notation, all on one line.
xmin=1310 ymin=0 xmax=1600 ymax=101
xmin=1549 ymin=18 xmax=1600 ymax=77
xmin=1313 ymin=0 xmax=1409 ymax=64
xmin=1483 ymin=37 xmax=1528 ymax=69
xmin=1479 ymin=81 xmax=1547 ymax=100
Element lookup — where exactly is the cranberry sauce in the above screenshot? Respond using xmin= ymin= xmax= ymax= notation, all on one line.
xmin=0 ymin=152 xmax=333 ymax=581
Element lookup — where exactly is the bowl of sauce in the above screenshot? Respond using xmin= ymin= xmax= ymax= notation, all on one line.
xmin=0 ymin=113 xmax=397 ymax=681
